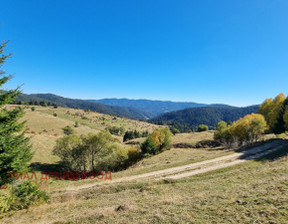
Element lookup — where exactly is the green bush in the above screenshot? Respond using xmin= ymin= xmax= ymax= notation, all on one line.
xmin=12 ymin=180 xmax=49 ymax=210
xmin=197 ymin=124 xmax=209 ymax=132
xmin=0 ymin=181 xmax=49 ymax=213
xmin=126 ymin=146 xmax=142 ymax=165
xmin=62 ymin=126 xmax=74 ymax=135
xmin=107 ymin=126 xmax=125 ymax=136
xmin=214 ymin=121 xmax=234 ymax=147
xmin=169 ymin=127 xmax=180 ymax=135
xmin=141 ymin=128 xmax=172 ymax=155
xmin=0 ymin=186 xmax=15 ymax=213
xmin=53 ymin=131 xmax=129 ymax=172
xmin=31 ymin=107 xmax=35 ymax=111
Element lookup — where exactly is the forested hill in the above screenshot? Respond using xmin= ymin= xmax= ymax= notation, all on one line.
xmin=89 ymin=98 xmax=232 ymax=117
xmin=16 ymin=93 xmax=153 ymax=120
xmin=150 ymin=105 xmax=259 ymax=129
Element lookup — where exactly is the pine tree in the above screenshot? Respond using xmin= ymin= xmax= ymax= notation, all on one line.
xmin=0 ymin=42 xmax=32 ymax=186
xmin=273 ymin=97 xmax=288 ymax=134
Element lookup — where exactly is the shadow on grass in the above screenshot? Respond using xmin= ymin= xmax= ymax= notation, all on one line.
xmin=30 ymin=162 xmax=65 ymax=173
xmin=255 ymin=141 xmax=288 ymax=162
xmin=236 ymin=139 xmax=288 ymax=161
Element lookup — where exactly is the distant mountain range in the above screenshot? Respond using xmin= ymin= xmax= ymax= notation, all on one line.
xmin=88 ymin=98 xmax=233 ymax=117
xmin=16 ymin=93 xmax=259 ymax=128
xmin=16 ymin=93 xmax=153 ymax=120
xmin=150 ymin=105 xmax=259 ymax=129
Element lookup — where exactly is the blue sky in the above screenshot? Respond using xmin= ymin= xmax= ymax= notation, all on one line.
xmin=1 ymin=0 xmax=288 ymax=106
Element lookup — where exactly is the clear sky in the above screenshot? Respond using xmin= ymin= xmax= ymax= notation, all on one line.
xmin=1 ymin=0 xmax=288 ymax=106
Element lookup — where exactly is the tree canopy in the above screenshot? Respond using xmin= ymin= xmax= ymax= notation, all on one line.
xmin=258 ymin=93 xmax=288 ymax=134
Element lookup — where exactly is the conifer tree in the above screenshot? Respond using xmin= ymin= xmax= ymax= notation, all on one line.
xmin=273 ymin=97 xmax=288 ymax=134
xmin=0 ymin=42 xmax=32 ymax=186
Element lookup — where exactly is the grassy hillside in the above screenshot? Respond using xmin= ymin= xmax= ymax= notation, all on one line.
xmin=4 ymin=105 xmax=159 ymax=166
xmin=1 ymin=143 xmax=287 ymax=223
xmin=1 ymin=104 xmax=287 ymax=224
xmin=7 ymin=105 xmax=234 ymax=190
xmin=150 ymin=105 xmax=259 ymax=129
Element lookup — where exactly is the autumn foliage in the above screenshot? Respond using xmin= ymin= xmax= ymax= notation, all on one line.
xmin=214 ymin=113 xmax=267 ymax=147
xmin=258 ymin=93 xmax=288 ymax=134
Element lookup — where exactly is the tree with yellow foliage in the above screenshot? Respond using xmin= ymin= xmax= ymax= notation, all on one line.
xmin=258 ymin=93 xmax=286 ymax=132
xmin=230 ymin=113 xmax=267 ymax=145
xmin=141 ymin=128 xmax=172 ymax=155
xmin=214 ymin=121 xmax=233 ymax=147
xmin=215 ymin=113 xmax=267 ymax=147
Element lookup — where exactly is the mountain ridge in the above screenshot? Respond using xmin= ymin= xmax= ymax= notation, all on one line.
xmin=89 ymin=98 xmax=234 ymax=116
xmin=149 ymin=105 xmax=260 ymax=129
xmin=16 ymin=93 xmax=153 ymax=120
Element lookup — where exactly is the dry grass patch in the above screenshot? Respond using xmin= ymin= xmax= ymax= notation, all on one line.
xmin=2 ymin=155 xmax=287 ymax=224
xmin=172 ymin=131 xmax=214 ymax=145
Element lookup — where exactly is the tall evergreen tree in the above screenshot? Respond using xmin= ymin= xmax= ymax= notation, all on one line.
xmin=0 ymin=42 xmax=32 ymax=186
xmin=273 ymin=97 xmax=288 ymax=134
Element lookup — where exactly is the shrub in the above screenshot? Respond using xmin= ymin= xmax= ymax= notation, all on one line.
xmin=12 ymin=180 xmax=49 ymax=210
xmin=62 ymin=126 xmax=74 ymax=135
xmin=107 ymin=126 xmax=125 ymax=136
xmin=141 ymin=128 xmax=172 ymax=155
xmin=126 ymin=146 xmax=142 ymax=165
xmin=214 ymin=121 xmax=234 ymax=147
xmin=31 ymin=107 xmax=35 ymax=111
xmin=53 ymin=131 xmax=129 ymax=172
xmin=170 ymin=127 xmax=180 ymax=135
xmin=141 ymin=136 xmax=158 ymax=155
xmin=39 ymin=101 xmax=47 ymax=107
xmin=0 ymin=186 xmax=14 ymax=213
xmin=197 ymin=124 xmax=209 ymax=132
xmin=95 ymin=144 xmax=128 ymax=171
xmin=0 ymin=181 xmax=49 ymax=213
xmin=74 ymin=122 xmax=79 ymax=128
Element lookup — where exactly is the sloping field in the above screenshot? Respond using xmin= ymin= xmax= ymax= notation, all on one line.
xmin=1 ymin=141 xmax=287 ymax=224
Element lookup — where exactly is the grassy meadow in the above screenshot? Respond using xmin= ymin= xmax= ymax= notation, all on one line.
xmin=2 ymin=147 xmax=287 ymax=224
xmin=1 ymin=105 xmax=287 ymax=224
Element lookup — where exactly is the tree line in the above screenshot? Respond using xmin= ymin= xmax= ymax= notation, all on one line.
xmin=12 ymin=100 xmax=58 ymax=108
xmin=150 ymin=105 xmax=259 ymax=131
xmin=214 ymin=113 xmax=267 ymax=147
xmin=214 ymin=93 xmax=288 ymax=147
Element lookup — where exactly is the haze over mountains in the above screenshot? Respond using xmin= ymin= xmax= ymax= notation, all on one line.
xmin=16 ymin=93 xmax=259 ymax=128
xmin=17 ymin=93 xmax=153 ymax=120
xmin=89 ymin=98 xmax=233 ymax=117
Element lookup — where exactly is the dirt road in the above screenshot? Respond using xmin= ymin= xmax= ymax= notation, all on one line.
xmin=64 ymin=140 xmax=286 ymax=192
